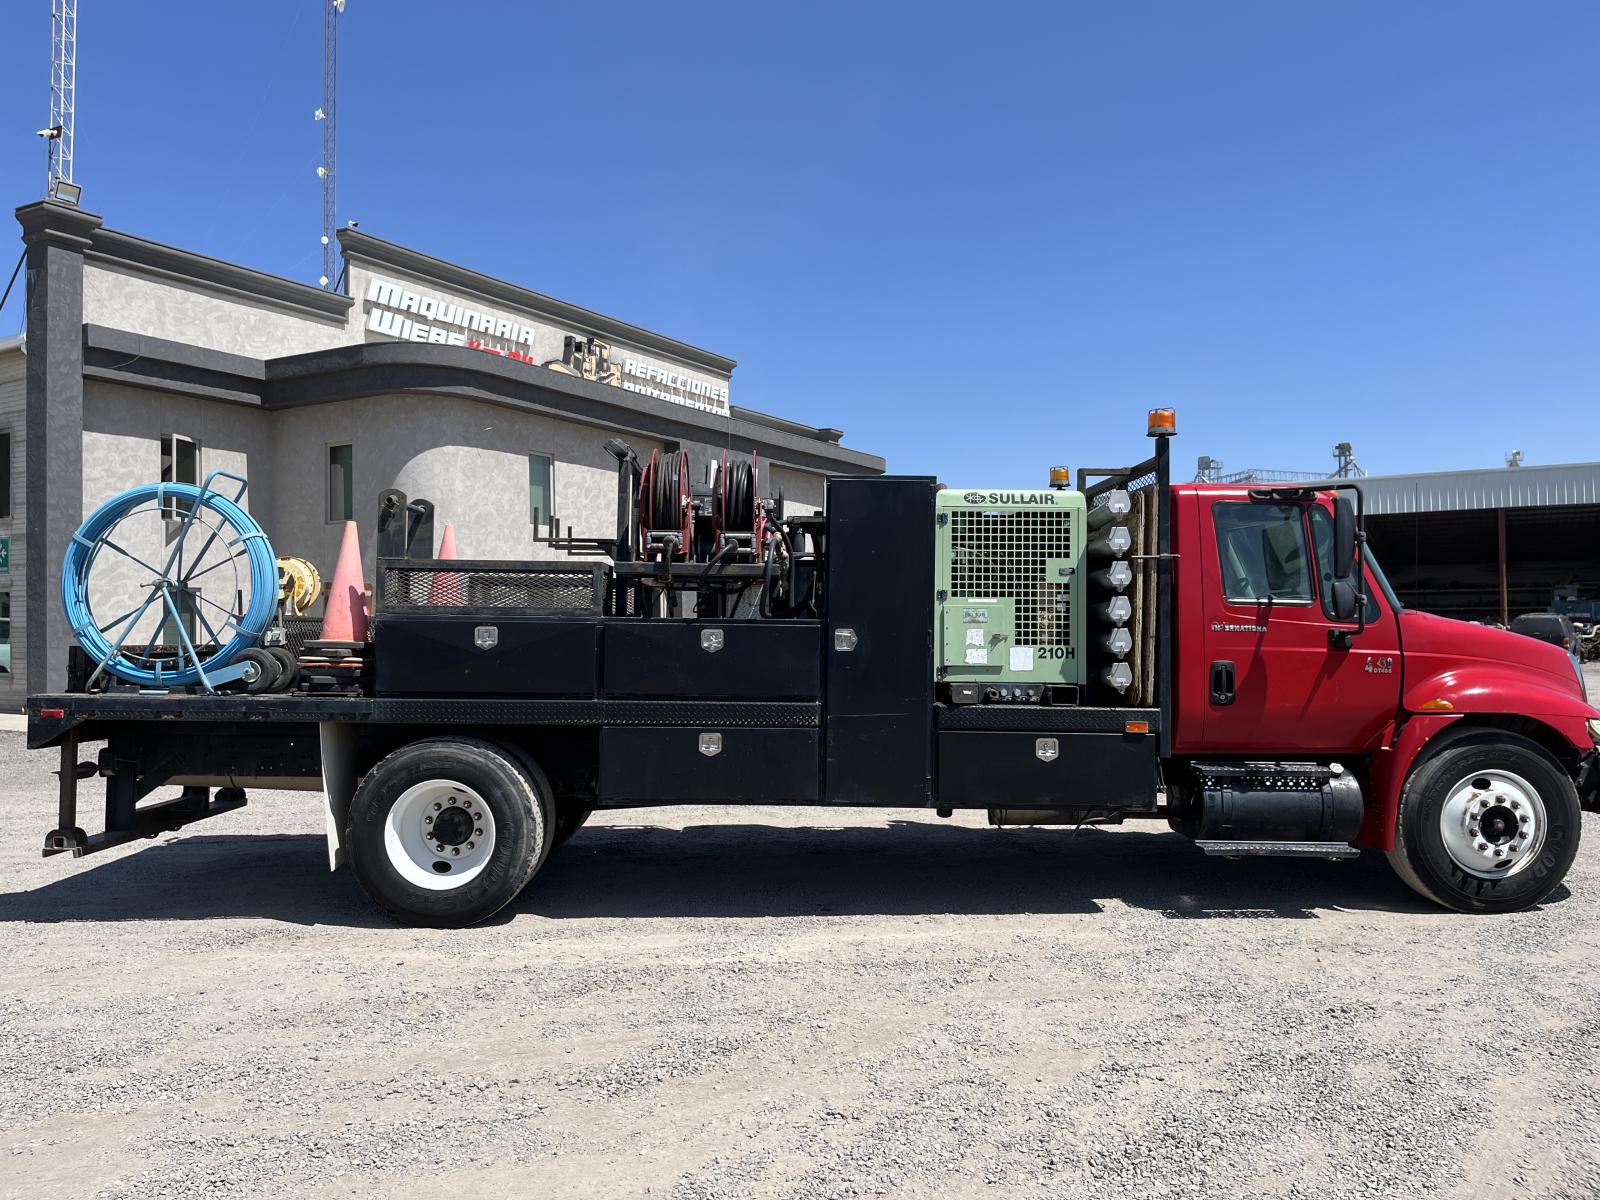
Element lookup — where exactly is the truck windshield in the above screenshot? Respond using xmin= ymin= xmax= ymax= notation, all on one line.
xmin=1365 ymin=545 xmax=1403 ymax=613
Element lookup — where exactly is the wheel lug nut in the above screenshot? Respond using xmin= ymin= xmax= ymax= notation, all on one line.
xmin=475 ymin=827 xmax=483 ymax=836
xmin=424 ymin=815 xmax=433 ymax=824
xmin=433 ymin=802 xmax=442 ymax=811
xmin=451 ymin=847 xmax=460 ymax=856
xmin=466 ymin=841 xmax=475 ymax=850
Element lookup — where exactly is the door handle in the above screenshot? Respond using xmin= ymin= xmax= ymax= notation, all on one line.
xmin=1210 ymin=660 xmax=1236 ymax=706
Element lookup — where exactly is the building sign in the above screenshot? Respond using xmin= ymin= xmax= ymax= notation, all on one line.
xmin=0 ymin=536 xmax=8 ymax=573
xmin=361 ymin=276 xmax=730 ymax=417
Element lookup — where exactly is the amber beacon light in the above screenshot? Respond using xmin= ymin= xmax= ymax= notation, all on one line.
xmin=1147 ymin=408 xmax=1177 ymax=438
xmin=1048 ymin=465 xmax=1071 ymax=490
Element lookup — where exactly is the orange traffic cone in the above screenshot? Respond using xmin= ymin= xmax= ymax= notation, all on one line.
xmin=428 ymin=523 xmax=461 ymax=605
xmin=321 ymin=519 xmax=370 ymax=642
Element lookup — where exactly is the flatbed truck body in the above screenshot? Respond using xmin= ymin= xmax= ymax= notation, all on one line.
xmin=27 ymin=420 xmax=1600 ymax=925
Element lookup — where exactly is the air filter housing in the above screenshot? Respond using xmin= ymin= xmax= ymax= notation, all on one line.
xmin=934 ymin=488 xmax=1087 ymax=686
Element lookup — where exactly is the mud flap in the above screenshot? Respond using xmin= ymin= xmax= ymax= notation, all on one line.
xmin=1579 ymin=751 xmax=1600 ymax=814
xmin=319 ymin=721 xmax=358 ymax=870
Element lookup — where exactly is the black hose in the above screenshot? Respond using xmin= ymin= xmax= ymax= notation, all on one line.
xmin=722 ymin=457 xmax=754 ymax=533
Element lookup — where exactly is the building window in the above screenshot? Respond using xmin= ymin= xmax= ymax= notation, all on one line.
xmin=0 ymin=592 xmax=9 ymax=675
xmin=329 ymin=444 xmax=354 ymax=523
xmin=160 ymin=433 xmax=199 ymax=519
xmin=0 ymin=430 xmax=10 ymax=519
xmin=529 ymin=453 xmax=552 ymax=529
xmin=158 ymin=592 xmax=199 ymax=649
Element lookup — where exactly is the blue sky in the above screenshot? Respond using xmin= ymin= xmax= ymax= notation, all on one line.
xmin=3 ymin=2 xmax=1596 ymax=483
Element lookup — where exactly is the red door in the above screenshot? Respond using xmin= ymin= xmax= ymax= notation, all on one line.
xmin=1197 ymin=493 xmax=1401 ymax=753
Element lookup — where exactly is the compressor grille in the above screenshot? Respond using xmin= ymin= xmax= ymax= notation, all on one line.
xmin=947 ymin=508 xmax=1075 ymax=649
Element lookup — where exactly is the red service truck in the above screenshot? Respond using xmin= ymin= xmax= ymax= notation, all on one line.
xmin=27 ymin=410 xmax=1600 ymax=926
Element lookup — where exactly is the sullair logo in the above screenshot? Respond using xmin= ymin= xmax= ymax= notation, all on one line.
xmin=962 ymin=491 xmax=1057 ymax=505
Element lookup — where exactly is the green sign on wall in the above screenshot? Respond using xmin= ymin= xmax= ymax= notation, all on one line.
xmin=0 ymin=535 xmax=8 ymax=573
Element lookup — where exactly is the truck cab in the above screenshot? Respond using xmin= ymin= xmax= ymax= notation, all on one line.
xmin=1169 ymin=482 xmax=1598 ymax=911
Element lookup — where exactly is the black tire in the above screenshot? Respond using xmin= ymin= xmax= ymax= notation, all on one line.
xmin=236 ymin=647 xmax=280 ymax=694
xmin=346 ymin=737 xmax=553 ymax=928
xmin=265 ymin=646 xmax=299 ymax=692
xmin=1388 ymin=729 xmax=1581 ymax=913
xmin=550 ymin=804 xmax=594 ymax=850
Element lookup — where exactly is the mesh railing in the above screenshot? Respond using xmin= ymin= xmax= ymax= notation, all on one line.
xmin=378 ymin=559 xmax=606 ymax=614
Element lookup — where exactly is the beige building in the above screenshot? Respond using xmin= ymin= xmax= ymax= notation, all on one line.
xmin=3 ymin=199 xmax=883 ymax=704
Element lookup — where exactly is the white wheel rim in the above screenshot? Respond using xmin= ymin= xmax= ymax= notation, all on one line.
xmin=383 ymin=779 xmax=497 ymax=891
xmin=1439 ymin=768 xmax=1546 ymax=880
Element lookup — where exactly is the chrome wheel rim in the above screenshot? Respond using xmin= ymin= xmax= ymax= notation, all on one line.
xmin=383 ymin=779 xmax=496 ymax=891
xmin=1439 ymin=768 xmax=1546 ymax=880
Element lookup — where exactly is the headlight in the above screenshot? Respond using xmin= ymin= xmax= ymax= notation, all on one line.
xmin=1589 ymin=717 xmax=1600 ymax=745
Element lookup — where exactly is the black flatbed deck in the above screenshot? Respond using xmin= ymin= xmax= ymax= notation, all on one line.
xmin=25 ymin=693 xmax=841 ymax=750
xmin=27 ymin=691 xmax=1157 ymax=751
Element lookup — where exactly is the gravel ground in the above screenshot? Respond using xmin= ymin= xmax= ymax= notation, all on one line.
xmin=3 ymin=703 xmax=1600 ymax=1200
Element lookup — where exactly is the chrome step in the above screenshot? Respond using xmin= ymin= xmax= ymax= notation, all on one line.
xmin=1196 ymin=840 xmax=1360 ymax=860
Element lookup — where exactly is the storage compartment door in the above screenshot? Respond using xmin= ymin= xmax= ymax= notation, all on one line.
xmin=600 ymin=727 xmax=819 ymax=803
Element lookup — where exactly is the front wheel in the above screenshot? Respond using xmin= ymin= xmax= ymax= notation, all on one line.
xmin=346 ymin=738 xmax=553 ymax=927
xmin=1388 ymin=729 xmax=1581 ymax=913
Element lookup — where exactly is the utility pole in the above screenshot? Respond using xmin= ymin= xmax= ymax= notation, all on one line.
xmin=42 ymin=0 xmax=78 ymax=201
xmin=316 ymin=0 xmax=344 ymax=288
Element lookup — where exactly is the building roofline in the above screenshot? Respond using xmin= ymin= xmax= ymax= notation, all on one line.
xmin=0 ymin=334 xmax=23 ymax=355
xmin=1310 ymin=460 xmax=1600 ymax=485
xmin=731 ymin=403 xmax=845 ymax=445
xmin=82 ymin=227 xmax=353 ymax=323
xmin=337 ymin=228 xmax=737 ymax=377
xmin=79 ymin=325 xmax=883 ymax=476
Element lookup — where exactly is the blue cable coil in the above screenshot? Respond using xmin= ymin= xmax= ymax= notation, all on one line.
xmin=63 ymin=481 xmax=279 ymax=687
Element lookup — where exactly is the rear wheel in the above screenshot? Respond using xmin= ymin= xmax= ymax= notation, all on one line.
xmin=346 ymin=738 xmax=552 ymax=927
xmin=1388 ymin=730 xmax=1580 ymax=913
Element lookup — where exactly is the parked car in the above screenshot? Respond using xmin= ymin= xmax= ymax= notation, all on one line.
xmin=1511 ymin=611 xmax=1579 ymax=653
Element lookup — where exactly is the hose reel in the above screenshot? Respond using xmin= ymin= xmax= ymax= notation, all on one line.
xmin=715 ymin=451 xmax=766 ymax=553
xmin=638 ymin=448 xmax=691 ymax=560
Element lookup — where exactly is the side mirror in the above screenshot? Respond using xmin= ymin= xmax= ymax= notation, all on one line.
xmin=1330 ymin=579 xmax=1360 ymax=623
xmin=1333 ymin=495 xmax=1357 ymax=580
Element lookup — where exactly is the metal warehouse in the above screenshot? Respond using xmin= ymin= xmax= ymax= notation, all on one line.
xmin=1342 ymin=462 xmax=1600 ymax=622
xmin=0 ymin=199 xmax=883 ymax=705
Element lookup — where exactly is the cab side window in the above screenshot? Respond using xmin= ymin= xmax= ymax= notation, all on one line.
xmin=1212 ymin=503 xmax=1312 ymax=603
xmin=1309 ymin=506 xmax=1382 ymax=622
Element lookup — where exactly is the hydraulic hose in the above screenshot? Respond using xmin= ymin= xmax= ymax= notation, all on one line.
xmin=722 ymin=457 xmax=754 ymax=533
xmin=62 ymin=482 xmax=278 ymax=686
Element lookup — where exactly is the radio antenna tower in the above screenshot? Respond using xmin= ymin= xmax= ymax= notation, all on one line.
xmin=316 ymin=0 xmax=344 ymax=288
xmin=43 ymin=0 xmax=77 ymax=199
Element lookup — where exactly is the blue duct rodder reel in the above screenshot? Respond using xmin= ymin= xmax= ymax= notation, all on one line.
xmin=62 ymin=471 xmax=278 ymax=691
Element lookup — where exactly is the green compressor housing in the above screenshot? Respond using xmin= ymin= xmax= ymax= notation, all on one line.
xmin=934 ymin=487 xmax=1088 ymax=687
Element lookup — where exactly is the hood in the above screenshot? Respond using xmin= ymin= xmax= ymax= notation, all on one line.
xmin=1401 ymin=610 xmax=1585 ymax=702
